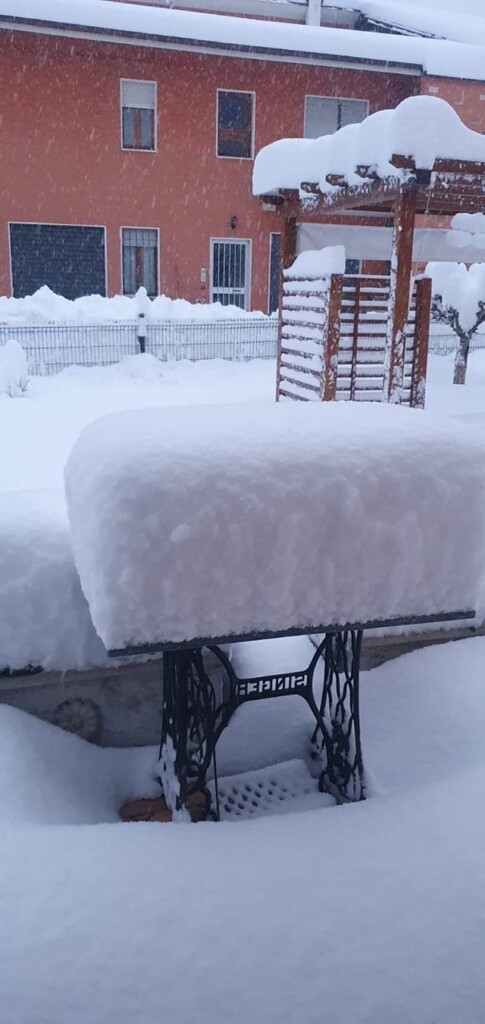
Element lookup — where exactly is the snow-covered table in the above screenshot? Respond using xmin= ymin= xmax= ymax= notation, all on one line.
xmin=64 ymin=402 xmax=485 ymax=818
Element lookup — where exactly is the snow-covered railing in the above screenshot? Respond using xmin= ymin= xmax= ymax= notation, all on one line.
xmin=0 ymin=317 xmax=277 ymax=375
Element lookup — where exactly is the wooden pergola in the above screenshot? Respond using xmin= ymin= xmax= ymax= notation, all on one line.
xmin=262 ymin=157 xmax=485 ymax=402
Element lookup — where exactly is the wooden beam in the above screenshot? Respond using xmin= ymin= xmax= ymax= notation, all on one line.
xmin=325 ymin=173 xmax=348 ymax=188
xmin=383 ymin=187 xmax=417 ymax=404
xmin=410 ymin=276 xmax=432 ymax=409
xmin=355 ymin=165 xmax=379 ymax=180
xmin=390 ymin=154 xmax=415 ymax=169
xmin=391 ymin=154 xmax=485 ymax=175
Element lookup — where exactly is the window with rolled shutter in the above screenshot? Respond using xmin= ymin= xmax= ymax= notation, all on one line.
xmin=304 ymin=96 xmax=368 ymax=139
xmin=121 ymin=80 xmax=156 ymax=151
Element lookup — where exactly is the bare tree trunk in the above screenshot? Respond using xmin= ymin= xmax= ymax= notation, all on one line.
xmin=453 ymin=334 xmax=471 ymax=385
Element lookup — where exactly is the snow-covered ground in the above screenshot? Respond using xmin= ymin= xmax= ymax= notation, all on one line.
xmin=1 ymin=349 xmax=484 ymax=497
xmin=2 ymin=350 xmax=485 ymax=1019
xmin=2 ymin=634 xmax=485 ymax=1022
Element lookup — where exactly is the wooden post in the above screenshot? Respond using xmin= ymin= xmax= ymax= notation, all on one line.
xmin=276 ymin=217 xmax=297 ymax=401
xmin=350 ymin=276 xmax=361 ymax=402
xmin=281 ymin=216 xmax=297 ymax=269
xmin=383 ymin=187 xmax=417 ymax=404
xmin=410 ymin=276 xmax=432 ymax=409
xmin=321 ymin=273 xmax=343 ymax=401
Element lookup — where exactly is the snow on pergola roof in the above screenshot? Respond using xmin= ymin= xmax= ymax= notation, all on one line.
xmin=1 ymin=0 xmax=485 ymax=79
xmin=253 ymin=97 xmax=485 ymax=216
xmin=254 ymin=97 xmax=485 ymax=196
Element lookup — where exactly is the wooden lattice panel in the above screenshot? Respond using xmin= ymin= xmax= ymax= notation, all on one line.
xmin=277 ymin=272 xmax=430 ymax=408
xmin=277 ymin=271 xmax=342 ymax=403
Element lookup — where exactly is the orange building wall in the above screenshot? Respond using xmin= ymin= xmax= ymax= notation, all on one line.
xmin=0 ymin=29 xmax=419 ymax=308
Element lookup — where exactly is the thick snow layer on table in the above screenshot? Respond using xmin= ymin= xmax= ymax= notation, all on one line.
xmin=0 ymin=285 xmax=265 ymax=325
xmin=3 ymin=0 xmax=485 ymax=80
xmin=287 ymin=245 xmax=345 ymax=278
xmin=427 ymin=262 xmax=485 ymax=331
xmin=65 ymin=401 xmax=485 ymax=652
xmin=3 ymin=638 xmax=485 ymax=1022
xmin=2 ymin=354 xmax=485 ymax=673
xmin=0 ymin=358 xmax=273 ymax=671
xmin=253 ymin=95 xmax=485 ymax=195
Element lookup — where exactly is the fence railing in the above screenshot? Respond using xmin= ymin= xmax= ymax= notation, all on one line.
xmin=0 ymin=317 xmax=278 ymax=375
xmin=0 ymin=317 xmax=482 ymax=377
xmin=428 ymin=330 xmax=485 ymax=357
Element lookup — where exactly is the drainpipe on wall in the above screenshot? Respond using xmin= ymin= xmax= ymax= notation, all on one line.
xmin=306 ymin=0 xmax=321 ymax=26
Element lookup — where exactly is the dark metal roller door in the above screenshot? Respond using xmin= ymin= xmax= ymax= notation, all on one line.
xmin=9 ymin=224 xmax=106 ymax=299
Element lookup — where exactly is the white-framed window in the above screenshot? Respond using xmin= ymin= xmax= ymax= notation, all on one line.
xmin=216 ymin=90 xmax=255 ymax=159
xmin=304 ymin=96 xmax=369 ymax=139
xmin=211 ymin=239 xmax=251 ymax=309
xmin=121 ymin=227 xmax=159 ymax=296
xmin=121 ymin=79 xmax=156 ymax=151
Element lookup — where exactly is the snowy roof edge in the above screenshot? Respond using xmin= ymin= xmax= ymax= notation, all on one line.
xmin=0 ymin=8 xmax=422 ymax=73
xmin=2 ymin=0 xmax=485 ymax=80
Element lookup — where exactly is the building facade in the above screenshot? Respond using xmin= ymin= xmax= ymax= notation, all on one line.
xmin=0 ymin=2 xmax=483 ymax=311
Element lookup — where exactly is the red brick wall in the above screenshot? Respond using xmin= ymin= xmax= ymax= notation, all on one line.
xmin=0 ymin=29 xmax=419 ymax=307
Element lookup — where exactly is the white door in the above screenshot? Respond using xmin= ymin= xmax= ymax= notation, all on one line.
xmin=211 ymin=239 xmax=250 ymax=309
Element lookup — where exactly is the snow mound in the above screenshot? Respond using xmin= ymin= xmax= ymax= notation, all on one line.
xmin=64 ymin=401 xmax=485 ymax=653
xmin=0 ymin=339 xmax=28 ymax=397
xmin=253 ymin=95 xmax=485 ymax=195
xmin=287 ymin=245 xmax=345 ymax=278
xmin=0 ymin=285 xmax=264 ymax=325
xmin=0 ymin=490 xmax=105 ymax=671
xmin=0 ymin=704 xmax=159 ymax=825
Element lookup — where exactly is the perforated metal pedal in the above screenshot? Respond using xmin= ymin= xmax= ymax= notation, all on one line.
xmin=208 ymin=759 xmax=335 ymax=820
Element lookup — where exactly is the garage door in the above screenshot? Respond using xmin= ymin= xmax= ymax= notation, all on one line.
xmin=9 ymin=223 xmax=106 ymax=299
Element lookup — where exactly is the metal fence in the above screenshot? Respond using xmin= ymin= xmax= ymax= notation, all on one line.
xmin=428 ymin=330 xmax=485 ymax=356
xmin=0 ymin=317 xmax=278 ymax=375
xmin=0 ymin=317 xmax=483 ymax=377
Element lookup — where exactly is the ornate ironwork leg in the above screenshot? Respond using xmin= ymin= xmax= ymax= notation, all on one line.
xmin=159 ymin=650 xmax=191 ymax=821
xmin=310 ymin=630 xmax=365 ymax=802
xmin=159 ymin=649 xmax=228 ymax=821
xmin=158 ymin=632 xmax=365 ymax=821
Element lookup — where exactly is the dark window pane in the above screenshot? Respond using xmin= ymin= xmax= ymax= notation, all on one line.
xmin=345 ymin=259 xmax=361 ymax=276
xmin=9 ymin=224 xmax=106 ymax=299
xmin=217 ymin=91 xmax=252 ymax=158
xmin=268 ymin=233 xmax=281 ymax=314
xmin=122 ymin=106 xmax=154 ymax=150
xmin=122 ymin=107 xmax=136 ymax=148
xmin=140 ymin=108 xmax=155 ymax=150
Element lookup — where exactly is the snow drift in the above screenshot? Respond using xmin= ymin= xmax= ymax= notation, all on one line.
xmin=64 ymin=401 xmax=485 ymax=653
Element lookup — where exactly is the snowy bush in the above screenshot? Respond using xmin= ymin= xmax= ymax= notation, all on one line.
xmin=0 ymin=339 xmax=29 ymax=397
xmin=426 ymin=263 xmax=485 ymax=385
